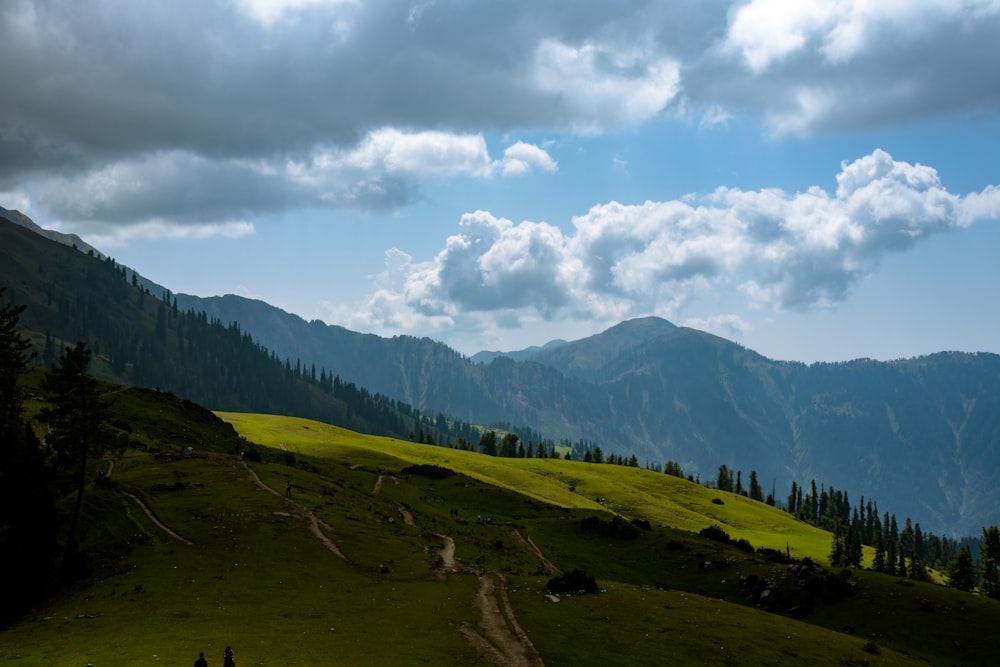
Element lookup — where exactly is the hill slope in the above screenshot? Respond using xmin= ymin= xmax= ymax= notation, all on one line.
xmin=177 ymin=294 xmax=1000 ymax=537
xmin=3 ymin=385 xmax=997 ymax=666
xmin=5 ymin=210 xmax=1000 ymax=536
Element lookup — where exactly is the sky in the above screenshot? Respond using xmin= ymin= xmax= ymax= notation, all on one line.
xmin=2 ymin=0 xmax=999 ymax=363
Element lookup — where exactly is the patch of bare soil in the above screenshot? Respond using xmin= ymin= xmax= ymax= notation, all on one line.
xmin=371 ymin=473 xmax=399 ymax=495
xmin=435 ymin=534 xmax=457 ymax=572
xmin=396 ymin=503 xmax=415 ymax=526
xmin=241 ymin=461 xmax=346 ymax=560
xmin=459 ymin=573 xmax=545 ymax=667
xmin=123 ymin=492 xmax=193 ymax=546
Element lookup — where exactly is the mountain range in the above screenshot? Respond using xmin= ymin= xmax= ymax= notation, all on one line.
xmin=3 ymin=209 xmax=999 ymax=537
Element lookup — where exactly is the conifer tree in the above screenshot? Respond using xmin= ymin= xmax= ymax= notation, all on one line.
xmin=946 ymin=547 xmax=977 ymax=592
xmin=981 ymin=526 xmax=1000 ymax=598
xmin=717 ymin=464 xmax=733 ymax=492
xmin=830 ymin=520 xmax=845 ymax=566
xmin=787 ymin=481 xmax=798 ymax=514
xmin=40 ymin=342 xmax=112 ymax=565
xmin=0 ymin=292 xmax=59 ymax=621
xmin=748 ymin=470 xmax=763 ymax=501
xmin=873 ymin=521 xmax=886 ymax=572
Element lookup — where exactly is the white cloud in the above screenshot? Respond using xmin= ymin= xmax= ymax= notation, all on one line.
xmin=357 ymin=150 xmax=999 ymax=337
xmin=499 ymin=142 xmax=558 ymax=176
xmin=18 ymin=130 xmax=556 ymax=235
xmin=531 ymin=38 xmax=681 ymax=131
xmin=726 ymin=0 xmax=997 ymax=70
xmin=711 ymin=0 xmax=1000 ymax=135
xmin=682 ymin=313 xmax=753 ymax=339
xmin=232 ymin=0 xmax=356 ymax=27
xmin=3 ymin=0 xmax=999 ymax=233
xmin=80 ymin=220 xmax=255 ymax=248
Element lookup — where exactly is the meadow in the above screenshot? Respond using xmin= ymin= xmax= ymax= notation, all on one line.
xmin=2 ymin=397 xmax=995 ymax=665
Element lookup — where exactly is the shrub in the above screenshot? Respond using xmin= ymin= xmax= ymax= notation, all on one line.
xmin=548 ymin=569 xmax=598 ymax=595
xmin=699 ymin=524 xmax=731 ymax=544
xmin=580 ymin=515 xmax=640 ymax=540
xmin=401 ymin=464 xmax=455 ymax=479
xmin=631 ymin=518 xmax=652 ymax=531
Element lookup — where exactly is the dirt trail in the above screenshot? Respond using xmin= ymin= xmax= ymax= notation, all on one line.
xmin=429 ymin=530 xmax=543 ymax=666
xmin=241 ymin=461 xmax=346 ymax=561
xmin=511 ymin=529 xmax=561 ymax=575
xmin=123 ymin=492 xmax=193 ymax=546
xmin=459 ymin=573 xmax=545 ymax=667
xmin=435 ymin=534 xmax=457 ymax=572
xmin=372 ymin=473 xmax=399 ymax=495
xmin=396 ymin=503 xmax=415 ymax=526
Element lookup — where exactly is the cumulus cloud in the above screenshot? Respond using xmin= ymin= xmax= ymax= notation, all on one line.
xmin=1 ymin=0 xmax=998 ymax=234
xmin=531 ymin=38 xmax=681 ymax=131
xmin=12 ymin=131 xmax=554 ymax=241
xmin=500 ymin=142 xmax=558 ymax=177
xmin=359 ymin=150 xmax=1000 ymax=336
xmin=712 ymin=0 xmax=1000 ymax=134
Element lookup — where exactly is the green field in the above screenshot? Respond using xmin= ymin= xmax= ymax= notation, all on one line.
xmin=2 ymin=399 xmax=995 ymax=666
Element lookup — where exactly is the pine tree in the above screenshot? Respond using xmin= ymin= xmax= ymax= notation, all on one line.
xmin=946 ymin=547 xmax=977 ymax=592
xmin=830 ymin=520 xmax=845 ymax=566
xmin=717 ymin=464 xmax=733 ymax=492
xmin=787 ymin=481 xmax=798 ymax=514
xmin=748 ymin=470 xmax=763 ymax=502
xmin=40 ymin=342 xmax=112 ymax=565
xmin=981 ymin=526 xmax=1000 ymax=598
xmin=479 ymin=430 xmax=498 ymax=456
xmin=0 ymin=293 xmax=59 ymax=622
xmin=873 ymin=521 xmax=886 ymax=572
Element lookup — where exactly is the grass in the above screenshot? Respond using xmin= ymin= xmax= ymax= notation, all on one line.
xmin=2 ymin=403 xmax=996 ymax=666
xmin=218 ymin=412 xmax=840 ymax=562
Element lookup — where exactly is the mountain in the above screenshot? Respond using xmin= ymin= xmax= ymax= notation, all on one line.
xmin=169 ymin=288 xmax=1000 ymax=536
xmin=5 ymin=211 xmax=1000 ymax=537
xmin=1 ymin=205 xmax=105 ymax=258
xmin=468 ymin=338 xmax=568 ymax=365
xmin=0 ymin=216 xmax=483 ymax=448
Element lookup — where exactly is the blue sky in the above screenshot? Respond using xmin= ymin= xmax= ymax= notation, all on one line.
xmin=2 ymin=0 xmax=998 ymax=362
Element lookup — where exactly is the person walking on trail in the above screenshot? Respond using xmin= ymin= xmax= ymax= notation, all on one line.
xmin=285 ymin=480 xmax=292 ymax=497
xmin=223 ymin=645 xmax=236 ymax=667
xmin=194 ymin=651 xmax=208 ymax=667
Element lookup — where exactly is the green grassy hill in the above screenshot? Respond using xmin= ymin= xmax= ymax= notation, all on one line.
xmin=3 ymin=392 xmax=997 ymax=666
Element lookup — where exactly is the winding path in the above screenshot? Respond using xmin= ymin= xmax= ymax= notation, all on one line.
xmin=241 ymin=461 xmax=346 ymax=560
xmin=512 ymin=529 xmax=561 ymax=575
xmin=123 ymin=492 xmax=193 ymax=546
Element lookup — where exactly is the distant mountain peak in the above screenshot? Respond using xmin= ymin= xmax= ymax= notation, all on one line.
xmin=0 ymin=206 xmax=105 ymax=259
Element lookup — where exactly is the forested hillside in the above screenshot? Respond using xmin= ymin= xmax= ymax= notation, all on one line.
xmin=0 ymin=218 xmax=480 ymax=448
xmin=5 ymin=212 xmax=1000 ymax=537
xmin=177 ymin=293 xmax=1000 ymax=537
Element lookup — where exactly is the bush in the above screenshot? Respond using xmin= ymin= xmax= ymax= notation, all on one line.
xmin=699 ymin=524 xmax=731 ymax=544
xmin=401 ymin=464 xmax=455 ymax=479
xmin=580 ymin=515 xmax=640 ymax=540
xmin=548 ymin=569 xmax=598 ymax=595
xmin=631 ymin=518 xmax=652 ymax=531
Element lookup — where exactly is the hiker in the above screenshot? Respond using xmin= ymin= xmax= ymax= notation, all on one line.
xmin=223 ymin=646 xmax=235 ymax=667
xmin=285 ymin=480 xmax=292 ymax=497
xmin=194 ymin=651 xmax=208 ymax=667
